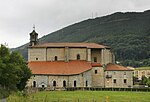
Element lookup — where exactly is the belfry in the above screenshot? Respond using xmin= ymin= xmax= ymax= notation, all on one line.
xmin=29 ymin=25 xmax=38 ymax=46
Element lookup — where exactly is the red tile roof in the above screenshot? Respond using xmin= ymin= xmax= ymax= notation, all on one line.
xmin=91 ymin=63 xmax=102 ymax=67
xmin=29 ymin=43 xmax=110 ymax=49
xmin=28 ymin=61 xmax=92 ymax=75
xmin=105 ymin=63 xmax=133 ymax=71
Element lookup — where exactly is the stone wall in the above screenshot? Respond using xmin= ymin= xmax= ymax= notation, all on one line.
xmin=105 ymin=71 xmax=133 ymax=88
xmin=28 ymin=48 xmax=46 ymax=61
xmin=28 ymin=75 xmax=48 ymax=88
xmin=0 ymin=99 xmax=6 ymax=102
xmin=92 ymin=67 xmax=104 ymax=87
xmin=87 ymin=48 xmax=91 ymax=62
xmin=28 ymin=47 xmax=113 ymax=64
xmin=28 ymin=69 xmax=92 ymax=88
xmin=91 ymin=49 xmax=102 ymax=63
xmin=101 ymin=49 xmax=113 ymax=65
xmin=28 ymin=47 xmax=89 ymax=62
xmin=69 ymin=48 xmax=87 ymax=61
xmin=47 ymin=48 xmax=65 ymax=61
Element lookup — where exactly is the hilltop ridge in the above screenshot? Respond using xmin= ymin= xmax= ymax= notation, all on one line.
xmin=13 ymin=10 xmax=150 ymax=67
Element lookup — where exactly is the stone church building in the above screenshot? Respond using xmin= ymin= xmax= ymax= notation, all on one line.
xmin=27 ymin=29 xmax=133 ymax=89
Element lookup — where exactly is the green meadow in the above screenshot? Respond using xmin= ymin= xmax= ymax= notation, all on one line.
xmin=7 ymin=91 xmax=150 ymax=102
xmin=135 ymin=66 xmax=150 ymax=70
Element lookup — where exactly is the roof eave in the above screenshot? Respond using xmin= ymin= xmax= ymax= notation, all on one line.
xmin=105 ymin=70 xmax=133 ymax=71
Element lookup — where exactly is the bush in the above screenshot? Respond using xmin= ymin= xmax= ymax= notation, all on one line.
xmin=0 ymin=86 xmax=9 ymax=99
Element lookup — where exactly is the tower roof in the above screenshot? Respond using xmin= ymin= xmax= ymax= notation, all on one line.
xmin=30 ymin=30 xmax=38 ymax=35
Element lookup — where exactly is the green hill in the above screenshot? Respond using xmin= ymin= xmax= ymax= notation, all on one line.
xmin=13 ymin=10 xmax=150 ymax=67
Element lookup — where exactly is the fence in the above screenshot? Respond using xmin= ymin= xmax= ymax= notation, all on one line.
xmin=66 ymin=87 xmax=150 ymax=92
xmin=27 ymin=87 xmax=150 ymax=93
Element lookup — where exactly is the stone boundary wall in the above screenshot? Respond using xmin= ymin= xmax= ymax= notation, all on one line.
xmin=28 ymin=87 xmax=150 ymax=92
xmin=0 ymin=99 xmax=6 ymax=102
xmin=66 ymin=87 xmax=150 ymax=92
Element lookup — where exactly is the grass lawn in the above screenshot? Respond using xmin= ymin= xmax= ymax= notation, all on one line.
xmin=7 ymin=91 xmax=150 ymax=102
xmin=135 ymin=66 xmax=150 ymax=70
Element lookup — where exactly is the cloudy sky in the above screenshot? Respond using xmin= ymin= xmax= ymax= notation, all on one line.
xmin=0 ymin=0 xmax=150 ymax=48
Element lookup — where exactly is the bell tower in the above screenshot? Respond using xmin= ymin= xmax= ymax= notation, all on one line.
xmin=29 ymin=25 xmax=38 ymax=46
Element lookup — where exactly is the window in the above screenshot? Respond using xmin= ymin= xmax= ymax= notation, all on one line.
xmin=82 ymin=73 xmax=83 ymax=77
xmin=42 ymin=85 xmax=45 ymax=88
xmin=124 ymin=79 xmax=127 ymax=84
xmin=95 ymin=70 xmax=98 ymax=74
xmin=147 ymin=72 xmax=150 ymax=75
xmin=63 ymin=80 xmax=66 ymax=87
xmin=114 ymin=72 xmax=116 ymax=75
xmin=33 ymin=81 xmax=36 ymax=87
xmin=36 ymin=58 xmax=38 ymax=60
xmin=74 ymin=80 xmax=77 ymax=87
xmin=86 ymin=81 xmax=88 ymax=87
xmin=124 ymin=72 xmax=126 ymax=75
xmin=113 ymin=79 xmax=116 ymax=83
xmin=77 ymin=54 xmax=80 ymax=60
xmin=54 ymin=56 xmax=58 ymax=61
xmin=142 ymin=71 xmax=145 ymax=75
xmin=94 ymin=57 xmax=97 ymax=62
xmin=53 ymin=81 xmax=56 ymax=86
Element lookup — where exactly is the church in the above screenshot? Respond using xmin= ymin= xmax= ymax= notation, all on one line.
xmin=27 ymin=29 xmax=133 ymax=89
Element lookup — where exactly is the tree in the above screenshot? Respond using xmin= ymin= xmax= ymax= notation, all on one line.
xmin=0 ymin=44 xmax=32 ymax=91
xmin=10 ymin=51 xmax=32 ymax=91
xmin=146 ymin=79 xmax=150 ymax=87
xmin=140 ymin=75 xmax=150 ymax=87
xmin=140 ymin=76 xmax=148 ymax=85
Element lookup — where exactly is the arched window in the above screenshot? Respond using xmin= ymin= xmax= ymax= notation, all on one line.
xmin=77 ymin=54 xmax=80 ymax=60
xmin=63 ymin=80 xmax=66 ymax=87
xmin=94 ymin=57 xmax=97 ymax=62
xmin=113 ymin=79 xmax=117 ymax=83
xmin=95 ymin=70 xmax=98 ymax=74
xmin=54 ymin=56 xmax=58 ymax=61
xmin=41 ymin=82 xmax=45 ymax=88
xmin=42 ymin=85 xmax=45 ymax=88
xmin=124 ymin=79 xmax=127 ymax=84
xmin=33 ymin=81 xmax=36 ymax=87
xmin=36 ymin=58 xmax=38 ymax=60
xmin=74 ymin=80 xmax=77 ymax=87
xmin=86 ymin=81 xmax=88 ymax=87
xmin=53 ymin=81 xmax=56 ymax=86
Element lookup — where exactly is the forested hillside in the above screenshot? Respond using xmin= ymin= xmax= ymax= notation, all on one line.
xmin=13 ymin=10 xmax=150 ymax=67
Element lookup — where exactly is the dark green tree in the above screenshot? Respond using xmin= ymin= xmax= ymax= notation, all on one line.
xmin=146 ymin=79 xmax=150 ymax=87
xmin=9 ymin=51 xmax=32 ymax=91
xmin=140 ymin=76 xmax=148 ymax=85
xmin=0 ymin=44 xmax=32 ymax=91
